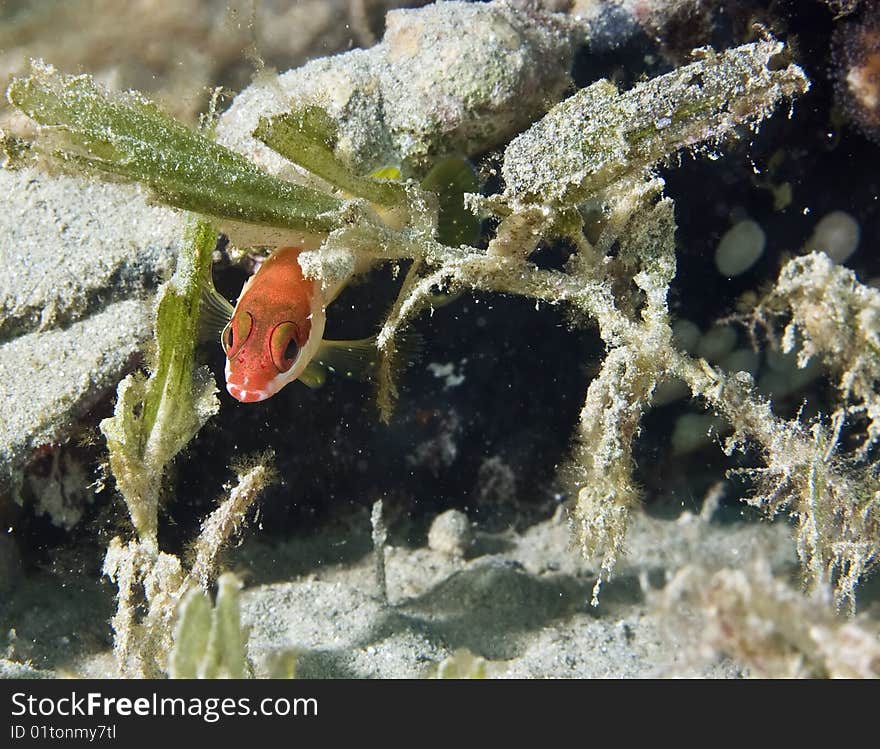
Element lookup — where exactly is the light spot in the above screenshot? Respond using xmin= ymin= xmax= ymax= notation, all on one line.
xmin=804 ymin=210 xmax=860 ymax=264
xmin=714 ymin=219 xmax=766 ymax=277
xmin=671 ymin=319 xmax=701 ymax=354
xmin=697 ymin=325 xmax=737 ymax=362
xmin=428 ymin=361 xmax=466 ymax=389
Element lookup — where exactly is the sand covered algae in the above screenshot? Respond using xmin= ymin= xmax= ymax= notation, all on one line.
xmin=499 ymin=37 xmax=809 ymax=208
xmin=103 ymin=458 xmax=275 ymax=677
xmin=254 ymin=105 xmax=409 ymax=209
xmin=659 ymin=559 xmax=880 ymax=678
xmin=6 ymin=60 xmax=342 ymax=241
xmin=170 ymin=573 xmax=249 ymax=679
xmin=98 ymin=218 xmax=276 ymax=676
xmin=756 ymin=252 xmax=880 ymax=458
xmin=99 ymin=220 xmax=219 ymax=549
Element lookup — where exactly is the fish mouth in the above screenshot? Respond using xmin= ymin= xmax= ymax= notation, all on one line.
xmin=226 ymin=381 xmax=271 ymax=403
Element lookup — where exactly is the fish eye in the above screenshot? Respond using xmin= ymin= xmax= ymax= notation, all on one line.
xmin=270 ymin=322 xmax=300 ymax=372
xmin=221 ymin=311 xmax=254 ymax=358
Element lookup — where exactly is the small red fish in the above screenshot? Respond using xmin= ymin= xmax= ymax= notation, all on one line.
xmin=204 ymin=155 xmax=477 ymax=402
xmin=206 ymin=246 xmax=375 ymax=403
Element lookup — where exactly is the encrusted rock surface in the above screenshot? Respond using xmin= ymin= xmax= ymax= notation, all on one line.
xmin=0 ymin=167 xmax=183 ymax=489
xmin=216 ymin=0 xmax=583 ymax=176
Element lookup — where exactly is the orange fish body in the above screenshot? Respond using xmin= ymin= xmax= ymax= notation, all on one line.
xmin=222 ymin=246 xmax=327 ymax=402
xmin=216 ymin=156 xmax=475 ymax=403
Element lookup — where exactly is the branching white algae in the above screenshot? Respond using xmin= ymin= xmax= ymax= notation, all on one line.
xmin=102 ymin=458 xmax=275 ymax=676
xmin=7 ymin=0 xmax=880 ymax=674
xmin=659 ymin=559 xmax=880 ymax=677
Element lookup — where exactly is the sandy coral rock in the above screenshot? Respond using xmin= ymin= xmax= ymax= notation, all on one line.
xmin=0 ymin=167 xmax=183 ymax=488
xmin=0 ymin=167 xmax=180 ymax=342
xmin=0 ymin=297 xmax=154 ymax=487
xmin=0 ymin=0 xmax=435 ymax=128
xmin=216 ymin=0 xmax=583 ymax=175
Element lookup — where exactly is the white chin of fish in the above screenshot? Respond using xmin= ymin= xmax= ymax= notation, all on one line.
xmin=224 ymin=359 xmax=275 ymax=403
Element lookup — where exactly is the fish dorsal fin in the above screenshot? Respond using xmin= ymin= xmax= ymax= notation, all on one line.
xmin=315 ymin=337 xmax=378 ymax=381
xmin=299 ymin=360 xmax=327 ymax=389
xmin=199 ymin=279 xmax=235 ymax=342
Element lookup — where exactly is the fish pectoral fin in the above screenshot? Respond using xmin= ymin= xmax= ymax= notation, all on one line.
xmin=384 ymin=328 xmax=424 ymax=370
xmin=315 ymin=331 xmax=424 ymax=383
xmin=420 ymin=156 xmax=480 ymax=247
xmin=429 ymin=289 xmax=464 ymax=310
xmin=315 ymin=337 xmax=378 ymax=381
xmin=299 ymin=360 xmax=327 ymax=389
xmin=198 ymin=278 xmax=235 ymax=343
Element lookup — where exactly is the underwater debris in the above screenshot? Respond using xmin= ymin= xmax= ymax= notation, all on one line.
xmin=658 ymin=560 xmax=880 ymax=677
xmin=832 ymin=9 xmax=880 ymax=143
xmin=371 ymin=499 xmax=389 ymax=604
xmin=427 ymin=509 xmax=473 ymax=557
